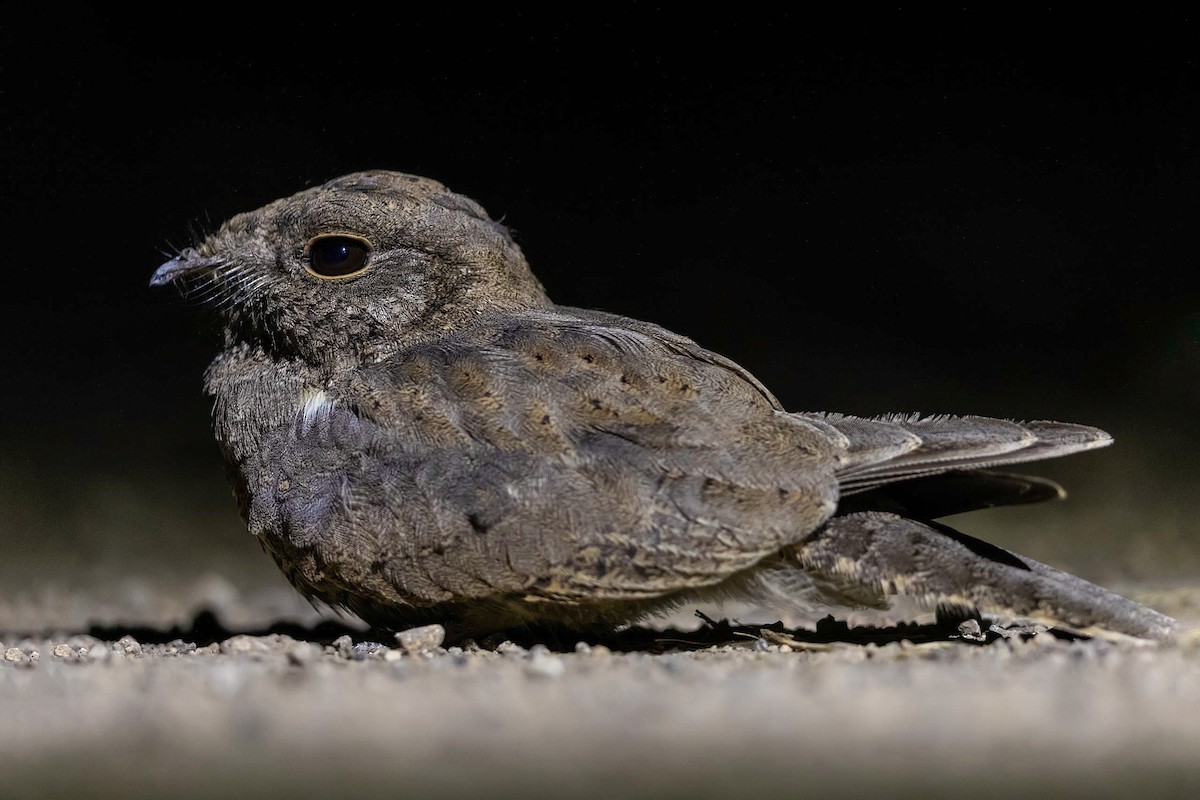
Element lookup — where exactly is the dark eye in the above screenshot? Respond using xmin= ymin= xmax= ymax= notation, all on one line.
xmin=307 ymin=235 xmax=372 ymax=278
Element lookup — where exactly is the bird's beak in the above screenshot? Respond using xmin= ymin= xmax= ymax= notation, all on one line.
xmin=150 ymin=247 xmax=220 ymax=287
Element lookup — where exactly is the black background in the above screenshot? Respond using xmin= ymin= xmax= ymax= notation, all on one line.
xmin=3 ymin=9 xmax=1197 ymax=596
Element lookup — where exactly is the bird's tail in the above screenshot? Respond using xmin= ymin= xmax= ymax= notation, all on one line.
xmin=798 ymin=412 xmax=1112 ymax=496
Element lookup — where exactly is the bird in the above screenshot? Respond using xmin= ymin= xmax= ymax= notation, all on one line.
xmin=151 ymin=170 xmax=1174 ymax=642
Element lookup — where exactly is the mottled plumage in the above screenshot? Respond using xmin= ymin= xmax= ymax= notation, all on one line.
xmin=152 ymin=171 xmax=1174 ymax=641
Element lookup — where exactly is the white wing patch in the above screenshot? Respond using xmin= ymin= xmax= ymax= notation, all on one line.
xmin=297 ymin=389 xmax=334 ymax=433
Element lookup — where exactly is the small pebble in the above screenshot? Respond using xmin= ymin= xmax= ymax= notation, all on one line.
xmin=221 ymin=635 xmax=275 ymax=655
xmin=990 ymin=622 xmax=1049 ymax=639
xmin=116 ymin=635 xmax=142 ymax=657
xmin=394 ymin=624 xmax=445 ymax=655
xmin=525 ymin=645 xmax=565 ymax=679
xmin=333 ymin=635 xmax=355 ymax=658
xmin=496 ymin=641 xmax=527 ymax=657
xmin=954 ymin=620 xmax=987 ymax=642
xmin=286 ymin=642 xmax=324 ymax=666
xmin=351 ymin=642 xmax=387 ymax=661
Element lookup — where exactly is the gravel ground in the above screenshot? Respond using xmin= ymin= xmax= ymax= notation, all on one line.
xmin=2 ymin=584 xmax=1199 ymax=800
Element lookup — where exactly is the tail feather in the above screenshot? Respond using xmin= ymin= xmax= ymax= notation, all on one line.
xmin=799 ymin=413 xmax=1112 ymax=496
xmin=834 ymin=470 xmax=1067 ymax=519
xmin=807 ymin=412 xmax=921 ymax=470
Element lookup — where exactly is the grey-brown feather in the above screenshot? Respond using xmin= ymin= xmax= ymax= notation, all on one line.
xmin=154 ymin=170 xmax=1173 ymax=639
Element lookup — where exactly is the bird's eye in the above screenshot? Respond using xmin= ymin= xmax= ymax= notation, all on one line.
xmin=306 ymin=235 xmax=372 ymax=279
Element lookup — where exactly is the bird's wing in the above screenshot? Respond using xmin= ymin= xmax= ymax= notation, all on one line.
xmin=310 ymin=311 xmax=844 ymax=608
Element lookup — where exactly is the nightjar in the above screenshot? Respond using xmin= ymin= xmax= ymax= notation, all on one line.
xmin=151 ymin=171 xmax=1174 ymax=641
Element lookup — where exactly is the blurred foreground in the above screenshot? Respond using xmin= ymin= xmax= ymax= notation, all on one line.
xmin=2 ymin=598 xmax=1199 ymax=800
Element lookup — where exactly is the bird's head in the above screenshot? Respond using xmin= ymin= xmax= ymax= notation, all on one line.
xmin=151 ymin=170 xmax=551 ymax=363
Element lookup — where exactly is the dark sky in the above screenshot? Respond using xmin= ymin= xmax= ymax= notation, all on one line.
xmin=2 ymin=9 xmax=1197 ymax=581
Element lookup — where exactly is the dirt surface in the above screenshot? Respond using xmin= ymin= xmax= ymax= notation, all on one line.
xmin=2 ymin=582 xmax=1198 ymax=800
